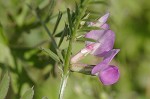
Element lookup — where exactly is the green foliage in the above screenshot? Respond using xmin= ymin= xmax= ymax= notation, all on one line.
xmin=0 ymin=72 xmax=10 ymax=99
xmin=58 ymin=24 xmax=69 ymax=47
xmin=20 ymin=87 xmax=34 ymax=99
xmin=41 ymin=47 xmax=60 ymax=63
xmin=76 ymin=36 xmax=97 ymax=42
xmin=0 ymin=0 xmax=150 ymax=99
xmin=52 ymin=11 xmax=63 ymax=35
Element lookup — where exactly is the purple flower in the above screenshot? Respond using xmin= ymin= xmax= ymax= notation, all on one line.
xmin=92 ymin=49 xmax=120 ymax=85
xmin=98 ymin=65 xmax=119 ymax=85
xmin=85 ymin=30 xmax=115 ymax=56
xmin=85 ymin=13 xmax=120 ymax=85
xmin=71 ymin=13 xmax=120 ymax=85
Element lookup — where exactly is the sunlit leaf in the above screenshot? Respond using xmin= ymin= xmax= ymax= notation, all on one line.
xmin=20 ymin=87 xmax=34 ymax=99
xmin=41 ymin=47 xmax=60 ymax=63
xmin=78 ymin=26 xmax=100 ymax=32
xmin=76 ymin=37 xmax=97 ymax=42
xmin=0 ymin=71 xmax=10 ymax=99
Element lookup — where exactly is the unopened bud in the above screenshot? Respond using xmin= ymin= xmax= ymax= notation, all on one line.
xmin=70 ymin=63 xmax=94 ymax=75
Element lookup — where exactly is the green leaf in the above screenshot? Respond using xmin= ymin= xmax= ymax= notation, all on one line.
xmin=58 ymin=24 xmax=68 ymax=47
xmin=75 ymin=3 xmax=79 ymax=16
xmin=56 ymin=49 xmax=64 ymax=64
xmin=52 ymin=11 xmax=62 ymax=35
xmin=41 ymin=47 xmax=60 ymax=63
xmin=0 ymin=71 xmax=10 ymax=99
xmin=20 ymin=87 xmax=34 ymax=99
xmin=76 ymin=37 xmax=97 ymax=42
xmin=78 ymin=26 xmax=100 ymax=32
xmin=44 ymin=0 xmax=55 ymax=22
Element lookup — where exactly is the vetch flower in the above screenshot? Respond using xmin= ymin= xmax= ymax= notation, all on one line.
xmin=71 ymin=29 xmax=115 ymax=64
xmin=71 ymin=13 xmax=120 ymax=85
xmin=85 ymin=29 xmax=115 ymax=56
xmin=71 ymin=13 xmax=115 ymax=63
xmin=91 ymin=49 xmax=120 ymax=85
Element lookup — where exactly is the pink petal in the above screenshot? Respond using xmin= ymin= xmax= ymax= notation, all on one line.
xmin=101 ymin=23 xmax=110 ymax=30
xmin=85 ymin=30 xmax=115 ymax=56
xmin=98 ymin=13 xmax=110 ymax=27
xmin=91 ymin=49 xmax=120 ymax=74
xmin=92 ymin=30 xmax=115 ymax=56
xmin=88 ymin=13 xmax=110 ymax=27
xmin=85 ymin=30 xmax=106 ymax=46
xmin=99 ymin=65 xmax=120 ymax=85
xmin=91 ymin=63 xmax=107 ymax=75
xmin=102 ymin=49 xmax=120 ymax=64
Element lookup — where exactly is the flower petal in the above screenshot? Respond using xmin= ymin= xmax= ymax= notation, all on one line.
xmin=85 ymin=30 xmax=115 ymax=56
xmin=99 ymin=65 xmax=119 ymax=85
xmin=102 ymin=49 xmax=120 ymax=64
xmin=98 ymin=13 xmax=109 ymax=26
xmin=88 ymin=13 xmax=109 ymax=27
xmin=85 ymin=30 xmax=106 ymax=46
xmin=91 ymin=49 xmax=120 ymax=74
xmin=92 ymin=30 xmax=115 ymax=56
xmin=91 ymin=63 xmax=107 ymax=75
xmin=101 ymin=23 xmax=110 ymax=30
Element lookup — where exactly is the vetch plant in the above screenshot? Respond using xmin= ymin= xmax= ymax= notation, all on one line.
xmin=0 ymin=0 xmax=121 ymax=98
xmin=27 ymin=0 xmax=120 ymax=99
xmin=71 ymin=13 xmax=120 ymax=85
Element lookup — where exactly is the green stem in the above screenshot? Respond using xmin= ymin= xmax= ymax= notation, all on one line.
xmin=58 ymin=1 xmax=90 ymax=99
xmin=64 ymin=0 xmax=90 ymax=75
xmin=58 ymin=73 xmax=69 ymax=99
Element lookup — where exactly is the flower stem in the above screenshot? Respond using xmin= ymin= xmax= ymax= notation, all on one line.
xmin=58 ymin=73 xmax=69 ymax=99
xmin=58 ymin=0 xmax=90 ymax=99
xmin=63 ymin=0 xmax=90 ymax=75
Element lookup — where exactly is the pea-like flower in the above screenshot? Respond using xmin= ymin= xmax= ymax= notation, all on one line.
xmin=91 ymin=49 xmax=120 ymax=85
xmin=71 ymin=13 xmax=120 ymax=85
xmin=84 ymin=29 xmax=120 ymax=85
xmin=71 ymin=29 xmax=115 ymax=63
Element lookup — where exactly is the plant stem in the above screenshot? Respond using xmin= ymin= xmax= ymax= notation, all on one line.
xmin=58 ymin=73 xmax=69 ymax=99
xmin=58 ymin=1 xmax=90 ymax=99
xmin=63 ymin=0 xmax=90 ymax=75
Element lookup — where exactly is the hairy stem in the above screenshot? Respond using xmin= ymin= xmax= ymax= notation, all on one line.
xmin=64 ymin=0 xmax=90 ymax=75
xmin=58 ymin=73 xmax=69 ymax=99
xmin=59 ymin=0 xmax=90 ymax=99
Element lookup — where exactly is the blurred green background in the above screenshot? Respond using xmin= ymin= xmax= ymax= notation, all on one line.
xmin=0 ymin=0 xmax=150 ymax=99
